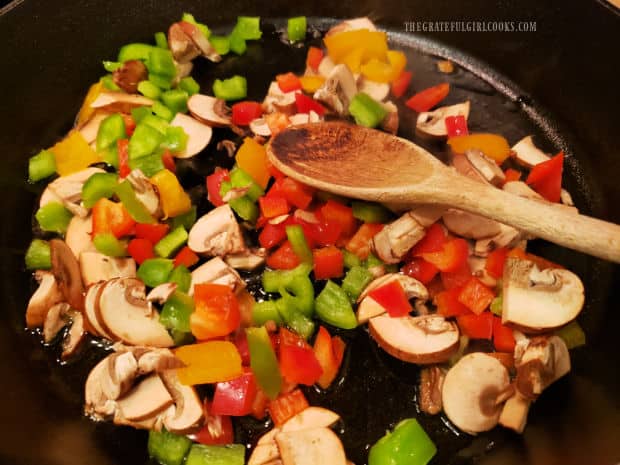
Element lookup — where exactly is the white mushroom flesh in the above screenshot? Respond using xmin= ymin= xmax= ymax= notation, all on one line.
xmin=187 ymin=94 xmax=232 ymax=126
xmin=26 ymin=271 xmax=64 ymax=328
xmin=170 ymin=113 xmax=213 ymax=158
xmin=371 ymin=211 xmax=425 ymax=264
xmin=313 ymin=64 xmax=357 ymax=116
xmin=276 ymin=427 xmax=347 ymax=465
xmin=188 ymin=204 xmax=247 ymax=256
xmin=511 ymin=135 xmax=550 ymax=168
xmin=90 ymin=92 xmax=154 ymax=113
xmin=225 ymin=248 xmax=267 ymax=271
xmin=416 ymin=102 xmax=470 ymax=138
xmin=465 ymin=149 xmax=506 ymax=186
xmin=126 ymin=169 xmax=161 ymax=217
xmin=190 ymin=257 xmax=246 ymax=295
xmin=80 ymin=252 xmax=136 ymax=286
xmin=442 ymin=208 xmax=502 ymax=239
xmin=263 ymin=81 xmax=297 ymax=115
xmin=357 ymin=78 xmax=389 ymax=102
xmin=65 ymin=215 xmax=95 ymax=258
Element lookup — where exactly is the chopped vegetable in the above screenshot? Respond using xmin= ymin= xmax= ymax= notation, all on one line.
xmin=341 ymin=265 xmax=373 ymax=302
xmin=287 ymin=16 xmax=307 ymax=42
xmin=457 ymin=277 xmax=495 ymax=315
xmin=235 ymin=137 xmax=270 ymax=189
xmin=25 ymin=239 xmax=51 ymax=270
xmin=348 ymin=92 xmax=388 ymax=128
xmin=150 ymin=169 xmax=192 ymax=218
xmin=286 ymin=224 xmax=313 ymax=264
xmin=276 ymin=72 xmax=302 ymax=93
xmin=212 ymin=76 xmax=247 ymax=101
xmin=306 ymin=46 xmax=323 ymax=71
xmin=92 ymin=198 xmax=135 ymax=238
xmin=232 ymin=16 xmax=262 ymax=40
xmin=313 ymin=246 xmax=344 ymax=280
xmin=160 ymin=290 xmax=195 ymax=334
xmin=81 ymin=172 xmax=118 ymax=208
xmin=457 ymin=311 xmax=494 ymax=340
xmin=231 ymin=101 xmax=263 ymax=126
xmin=447 ymin=133 xmax=511 ymax=164
xmin=294 ymin=92 xmax=326 ymax=116
xmin=368 ymin=418 xmax=436 ymax=465
xmin=154 ymin=226 xmax=188 ymax=258
xmin=351 ymin=201 xmax=391 ymax=223
xmin=51 ymin=131 xmax=99 ymax=176
xmin=391 ymin=70 xmax=412 ymax=98
xmin=211 ymin=369 xmax=258 ymax=416
xmin=191 ymin=284 xmax=240 ymax=340
xmin=246 ymin=326 xmax=282 ymax=399
xmin=148 ymin=429 xmax=192 ymax=465
xmin=554 ymin=320 xmax=586 ymax=349
xmin=298 ymin=75 xmax=325 ymax=93
xmin=445 ymin=115 xmax=469 ymax=137
xmin=268 ymin=388 xmax=309 ymax=426
xmin=525 ymin=151 xmax=564 ymax=202
xmin=185 ymin=444 xmax=245 ymax=465
xmin=114 ymin=180 xmax=156 ymax=223
xmin=137 ymin=257 xmax=174 ymax=286
xmin=127 ymin=238 xmax=155 ymax=264
xmin=492 ymin=316 xmax=516 ymax=352
xmin=35 ymin=202 xmax=73 ymax=234
xmin=313 ymin=326 xmax=346 ymax=389
xmin=405 ymin=82 xmax=450 ymax=113
xmin=28 ymin=150 xmax=56 ymax=182
xmin=168 ymin=264 xmax=192 ymax=293
xmin=368 ymin=280 xmax=413 ymax=317
xmin=315 ymin=280 xmax=357 ymax=329
xmin=279 ymin=327 xmax=323 ymax=385
xmin=421 ymin=238 xmax=469 ymax=273
xmin=176 ymin=341 xmax=243 ymax=385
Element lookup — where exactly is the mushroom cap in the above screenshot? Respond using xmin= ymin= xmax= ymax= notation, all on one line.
xmin=187 ymin=204 xmax=246 ymax=256
xmin=416 ymin=101 xmax=470 ymax=138
xmin=50 ymin=239 xmax=85 ymax=311
xmin=368 ymin=314 xmax=460 ymax=364
xmin=84 ymin=282 xmax=114 ymax=339
xmin=189 ymin=257 xmax=245 ymax=295
xmin=442 ymin=352 xmax=511 ymax=434
xmin=502 ymin=258 xmax=585 ymax=331
xmin=65 ymin=214 xmax=95 ymax=258
xmin=97 ymin=278 xmax=174 ymax=347
xmin=169 ymin=113 xmax=213 ymax=159
xmin=276 ymin=427 xmax=347 ymax=465
xmin=90 ymin=92 xmax=153 ymax=113
xmin=187 ymin=94 xmax=232 ymax=126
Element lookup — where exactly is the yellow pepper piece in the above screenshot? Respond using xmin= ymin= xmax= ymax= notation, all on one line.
xmin=324 ymin=29 xmax=388 ymax=64
xmin=150 ymin=169 xmax=192 ymax=218
xmin=387 ymin=50 xmax=407 ymax=79
xmin=51 ymin=130 xmax=100 ymax=176
xmin=341 ymin=47 xmax=365 ymax=73
xmin=175 ymin=341 xmax=243 ymax=385
xmin=299 ymin=75 xmax=325 ymax=93
xmin=236 ymin=137 xmax=271 ymax=189
xmin=360 ymin=50 xmax=408 ymax=83
xmin=76 ymin=81 xmax=104 ymax=126
xmin=447 ymin=133 xmax=512 ymax=164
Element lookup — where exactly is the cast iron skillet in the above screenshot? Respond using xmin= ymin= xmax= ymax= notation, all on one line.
xmin=0 ymin=1 xmax=619 ymax=465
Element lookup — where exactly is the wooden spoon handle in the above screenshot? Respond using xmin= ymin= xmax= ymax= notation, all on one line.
xmin=430 ymin=173 xmax=620 ymax=263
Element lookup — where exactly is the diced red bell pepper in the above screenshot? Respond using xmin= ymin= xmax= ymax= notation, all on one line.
xmin=161 ymin=149 xmax=176 ymax=172
xmin=345 ymin=223 xmax=383 ymax=260
xmin=440 ymin=261 xmax=472 ymax=290
xmin=233 ymin=330 xmax=251 ymax=366
xmin=268 ymin=388 xmax=309 ymax=426
xmin=191 ymin=284 xmax=241 ymax=340
xmin=211 ymin=369 xmax=258 ymax=416
xmin=405 ymin=82 xmax=450 ymax=112
xmin=434 ymin=287 xmax=471 ymax=317
xmin=294 ymin=92 xmax=326 ymax=116
xmin=313 ymin=326 xmax=346 ymax=389
xmin=121 ymin=114 xmax=136 ymax=137
xmin=526 ymin=151 xmax=564 ymax=203
xmin=135 ymin=223 xmax=170 ymax=244
xmin=269 ymin=164 xmax=286 ymax=180
xmin=266 ymin=240 xmax=301 ymax=270
xmin=251 ymin=387 xmax=270 ymax=420
xmin=117 ymin=138 xmax=131 ymax=178
xmin=507 ymin=247 xmax=563 ymax=270
xmin=308 ymin=218 xmax=342 ymax=247
xmin=206 ymin=167 xmax=230 ymax=207
xmin=271 ymin=177 xmax=314 ymax=210
xmin=410 ymin=223 xmax=447 ymax=256
xmin=265 ymin=112 xmax=291 ymax=136
xmin=368 ymin=280 xmax=413 ymax=317
xmin=231 ymin=101 xmax=264 ymax=126
xmin=259 ymin=195 xmax=290 ymax=219
xmin=421 ymin=238 xmax=469 ymax=273
xmin=174 ymin=245 xmax=199 ymax=268
xmin=445 ymin=115 xmax=469 ymax=137
xmin=276 ymin=72 xmax=302 ymax=92
xmin=191 ymin=402 xmax=234 ymax=445
xmin=92 ymin=198 xmax=135 ymax=238
xmin=503 ymin=168 xmax=522 ymax=184
xmin=127 ymin=238 xmax=155 ymax=265
xmin=278 ymin=328 xmax=323 ymax=386
xmin=259 ymin=222 xmax=288 ymax=249
xmin=402 ymin=257 xmax=439 ymax=285
xmin=317 ymin=200 xmax=357 ymax=242
xmin=458 ymin=277 xmax=495 ymax=315
xmin=457 ymin=311 xmax=494 ymax=340
xmin=313 ymin=246 xmax=344 ymax=280
xmin=306 ymin=46 xmax=324 ymax=72
xmin=493 ymin=316 xmax=516 ymax=352
xmin=485 ymin=247 xmax=509 ymax=279
xmin=391 ymin=70 xmax=412 ymax=98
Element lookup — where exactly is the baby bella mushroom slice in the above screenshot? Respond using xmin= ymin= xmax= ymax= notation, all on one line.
xmin=372 ymin=211 xmax=426 ymax=264
xmin=416 ymin=101 xmax=470 ymax=138
xmin=511 ymin=135 xmax=550 ymax=168
xmin=96 ymin=278 xmax=174 ymax=347
xmin=465 ymin=149 xmax=506 ymax=186
xmin=80 ymin=251 xmax=137 ymax=287
xmin=502 ymin=258 xmax=584 ymax=332
xmin=442 ymin=208 xmax=502 ymax=240
xmin=50 ymin=239 xmax=85 ymax=311
xmin=368 ymin=314 xmax=459 ymax=364
xmin=189 ymin=257 xmax=246 ymax=295
xmin=313 ymin=64 xmax=357 ymax=116
xmin=187 ymin=94 xmax=232 ymax=127
xmin=84 ymin=282 xmax=114 ymax=339
xmin=188 ymin=204 xmax=247 ymax=257
xmin=65 ymin=214 xmax=95 ymax=258
xmin=90 ymin=91 xmax=154 ymax=113
xmin=26 ymin=270 xmax=64 ymax=328
xmin=116 ymin=373 xmax=174 ymax=421
xmin=276 ymin=427 xmax=347 ymax=465
xmin=159 ymin=369 xmax=204 ymax=434
xmin=169 ymin=113 xmax=213 ymax=159
xmin=442 ymin=352 xmax=512 ymax=434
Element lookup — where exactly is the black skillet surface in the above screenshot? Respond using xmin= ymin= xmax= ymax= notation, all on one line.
xmin=0 ymin=1 xmax=619 ymax=465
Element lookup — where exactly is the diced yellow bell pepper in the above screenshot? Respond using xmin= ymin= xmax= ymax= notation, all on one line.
xmin=150 ymin=169 xmax=192 ymax=218
xmin=324 ymin=30 xmax=388 ymax=64
xmin=447 ymin=133 xmax=512 ymax=164
xmin=299 ymin=75 xmax=326 ymax=93
xmin=360 ymin=50 xmax=408 ymax=83
xmin=387 ymin=50 xmax=407 ymax=79
xmin=51 ymin=130 xmax=100 ymax=176
xmin=175 ymin=341 xmax=243 ymax=385
xmin=76 ymin=81 xmax=104 ymax=126
xmin=236 ymin=137 xmax=271 ymax=189
xmin=341 ymin=47 xmax=365 ymax=73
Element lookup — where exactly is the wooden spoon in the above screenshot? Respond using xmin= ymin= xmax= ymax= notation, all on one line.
xmin=267 ymin=122 xmax=620 ymax=263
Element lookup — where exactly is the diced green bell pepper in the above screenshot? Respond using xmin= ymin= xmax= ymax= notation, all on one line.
xmin=100 ymin=74 xmax=120 ymax=91
xmin=141 ymin=114 xmax=169 ymax=135
xmin=148 ymin=428 xmax=192 ymax=465
xmin=315 ymin=280 xmax=357 ymax=329
xmin=147 ymin=48 xmax=177 ymax=78
xmin=131 ymin=106 xmax=152 ymax=124
xmin=154 ymin=31 xmax=168 ymax=49
xmin=102 ymin=60 xmax=121 ymax=72
xmin=170 ymin=206 xmax=197 ymax=230
xmin=160 ymin=290 xmax=194 ymax=333
xmin=229 ymin=166 xmax=264 ymax=201
xmin=101 ymin=145 xmax=119 ymax=168
xmin=82 ymin=172 xmax=118 ymax=208
xmin=349 ymin=92 xmax=388 ymax=128
xmin=137 ymin=80 xmax=162 ymax=99
xmin=208 ymin=36 xmax=230 ymax=56
xmin=343 ymin=249 xmax=362 ymax=269
xmin=28 ymin=150 xmax=56 ymax=182
xmin=287 ymin=16 xmax=307 ymax=42
xmin=278 ymin=277 xmax=315 ymax=317
xmin=129 ymin=123 xmax=164 ymax=159
xmin=114 ymin=180 xmax=156 ymax=224
xmin=93 ymin=233 xmax=127 ymax=257
xmin=352 ymin=201 xmax=391 ymax=223
xmin=554 ymin=321 xmax=586 ymax=349
xmin=490 ymin=295 xmax=503 ymax=316
xmin=97 ymin=114 xmax=126 ymax=152
xmin=212 ymin=76 xmax=247 ymax=101
xmin=233 ymin=16 xmax=262 ymax=40
xmin=246 ymin=326 xmax=282 ymax=399
xmin=185 ymin=444 xmax=245 ymax=465
xmin=137 ymin=258 xmax=174 ymax=287
xmin=276 ymin=300 xmax=315 ymax=339
xmin=161 ymin=89 xmax=189 ymax=115
xmin=35 ymin=202 xmax=72 ymax=234
xmin=368 ymin=418 xmax=436 ymax=465
xmin=342 ymin=265 xmax=373 ymax=303
xmin=168 ymin=265 xmax=192 ymax=293
xmin=149 ymin=73 xmax=174 ymax=90
xmin=163 ymin=126 xmax=188 ymax=153
xmin=128 ymin=151 xmax=165 ymax=177
xmin=228 ymin=32 xmax=247 ymax=55
xmin=25 ymin=239 xmax=51 ymax=270
xmin=252 ymin=300 xmax=284 ymax=326
xmin=178 ymin=76 xmax=200 ymax=96
xmin=154 ymin=226 xmax=188 ymax=258
xmin=220 ymin=180 xmax=258 ymax=222
xmin=118 ymin=43 xmax=155 ymax=62
xmin=181 ymin=13 xmax=211 ymax=38
xmin=285 ymin=224 xmax=313 ymax=264
xmin=152 ymin=101 xmax=174 ymax=122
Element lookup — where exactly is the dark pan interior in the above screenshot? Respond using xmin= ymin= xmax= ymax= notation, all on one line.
xmin=0 ymin=1 xmax=619 ymax=465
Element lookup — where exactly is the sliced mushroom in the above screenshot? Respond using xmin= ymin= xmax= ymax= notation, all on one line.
xmin=40 ymin=167 xmax=105 ymax=216
xmin=84 ymin=357 xmax=117 ymax=419
xmin=313 ymin=64 xmax=357 ymax=116
xmin=467 ymin=256 xmax=497 ymax=288
xmin=84 ymin=282 xmax=113 ymax=338
xmin=498 ymin=391 xmax=531 ymax=433
xmin=116 ymin=374 xmax=174 ymax=421
xmin=97 ymin=278 xmax=174 ymax=347
xmin=103 ymin=351 xmax=139 ymax=400
xmin=90 ymin=92 xmax=154 ymax=113
xmin=263 ymin=81 xmax=298 ymax=115
xmin=160 ymin=370 xmax=204 ymax=433
xmin=168 ymin=22 xmax=201 ymax=63
xmin=135 ymin=348 xmax=185 ymax=374
xmin=188 ymin=204 xmax=247 ymax=256
xmin=371 ymin=211 xmax=425 ymax=264
xmin=465 ymin=149 xmax=505 ymax=186
xmin=416 ymin=102 xmax=470 ymax=138
xmin=502 ymin=258 xmax=584 ymax=332
xmin=178 ymin=21 xmax=221 ymax=63
xmin=80 ymin=252 xmax=136 ymax=286
xmin=126 ymin=169 xmax=161 ymax=217
xmin=189 ymin=257 xmax=246 ymax=295
xmin=474 ymin=223 xmax=522 ymax=257
xmin=442 ymin=352 xmax=512 ymax=434
xmin=317 ymin=56 xmax=336 ymax=78
xmin=65 ymin=215 xmax=95 ymax=258
xmin=357 ymin=78 xmax=389 ymax=102
xmin=249 ymin=443 xmax=281 ymax=465
xmin=43 ymin=302 xmax=71 ymax=342
xmin=511 ymin=136 xmax=550 ymax=168
xmin=146 ymin=283 xmax=178 ymax=305
xmin=451 ymin=153 xmax=490 ymax=184
xmin=276 ymin=427 xmax=347 ymax=465
xmin=50 ymin=239 xmax=85 ymax=311
xmin=250 ymin=118 xmax=272 ymax=137
xmin=225 ymin=248 xmax=266 ymax=271
xmin=442 ymin=208 xmax=502 ymax=239
xmin=380 ymin=100 xmax=399 ymax=135
xmin=560 ymin=189 xmax=574 ymax=206
xmin=26 ymin=271 xmax=64 ymax=328
xmin=174 ymin=60 xmax=194 ymax=83
xmin=369 ymin=314 xmax=460 ymax=364
xmin=281 ymin=407 xmax=340 ymax=432
xmin=217 ymin=139 xmax=237 ymax=157
xmin=61 ymin=311 xmax=86 ymax=359
xmin=77 ymin=111 xmax=112 ymax=144
xmin=418 ymin=365 xmax=445 ymax=415
xmin=113 ymin=60 xmax=148 ymax=93
xmin=187 ymin=94 xmax=232 ymax=126
xmin=502 ymin=180 xmax=544 ymax=200
xmin=170 ymin=113 xmax=213 ymax=159
xmin=326 ymin=17 xmax=377 ymax=36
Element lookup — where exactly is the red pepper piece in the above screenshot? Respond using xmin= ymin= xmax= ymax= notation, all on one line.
xmin=121 ymin=114 xmax=136 ymax=137
xmin=135 ymin=223 xmax=170 ymax=244
xmin=259 ymin=222 xmax=288 ymax=249
xmin=313 ymin=246 xmax=344 ymax=280
xmin=391 ymin=70 xmax=412 ymax=98
xmin=457 ymin=311 xmax=494 ymax=339
xmin=259 ymin=195 xmax=290 ymax=219
xmin=161 ymin=149 xmax=176 ymax=172
xmin=231 ymin=101 xmax=264 ymax=126
xmin=317 ymin=200 xmax=357 ymax=242
xmin=526 ymin=151 xmax=564 ymax=203
xmin=410 ymin=223 xmax=447 ymax=256
xmin=345 ymin=223 xmax=383 ymax=260
xmin=191 ymin=284 xmax=241 ymax=340
xmin=421 ymin=238 xmax=469 ymax=273
xmin=313 ymin=326 xmax=346 ymax=389
xmin=127 ymin=238 xmax=155 ymax=265
xmin=402 ymin=257 xmax=439 ymax=285
xmin=268 ymin=388 xmax=309 ymax=426
xmin=368 ymin=280 xmax=413 ymax=317
xmin=271 ymin=177 xmax=314 ymax=210
xmin=278 ymin=328 xmax=323 ymax=386
xmin=458 ymin=277 xmax=496 ymax=315
xmin=276 ymin=72 xmax=302 ymax=92
xmin=174 ymin=245 xmax=199 ymax=268
xmin=493 ymin=316 xmax=516 ymax=352
xmin=485 ymin=247 xmax=509 ymax=279
xmin=233 ymin=330 xmax=251 ymax=366
xmin=117 ymin=138 xmax=131 ymax=178
xmin=206 ymin=167 xmax=230 ymax=207
xmin=266 ymin=240 xmax=301 ymax=270
xmin=92 ymin=198 xmax=135 ymax=238
xmin=306 ymin=46 xmax=324 ymax=72
xmin=405 ymin=82 xmax=450 ymax=112
xmin=294 ymin=92 xmax=326 ymax=116
xmin=434 ymin=286 xmax=471 ymax=317
xmin=445 ymin=115 xmax=469 ymax=137
xmin=211 ymin=369 xmax=258 ymax=416
xmin=440 ymin=261 xmax=472 ymax=289
xmin=503 ymin=168 xmax=522 ymax=184
xmin=190 ymin=402 xmax=234 ymax=445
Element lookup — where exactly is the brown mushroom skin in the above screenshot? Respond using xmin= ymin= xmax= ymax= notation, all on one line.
xmin=418 ymin=366 xmax=445 ymax=415
xmin=50 ymin=239 xmax=85 ymax=311
xmin=113 ymin=60 xmax=148 ymax=93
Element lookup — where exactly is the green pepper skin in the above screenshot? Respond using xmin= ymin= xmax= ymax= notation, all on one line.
xmin=368 ymin=418 xmax=437 ymax=465
xmin=246 ymin=326 xmax=282 ymax=399
xmin=315 ymin=280 xmax=357 ymax=329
